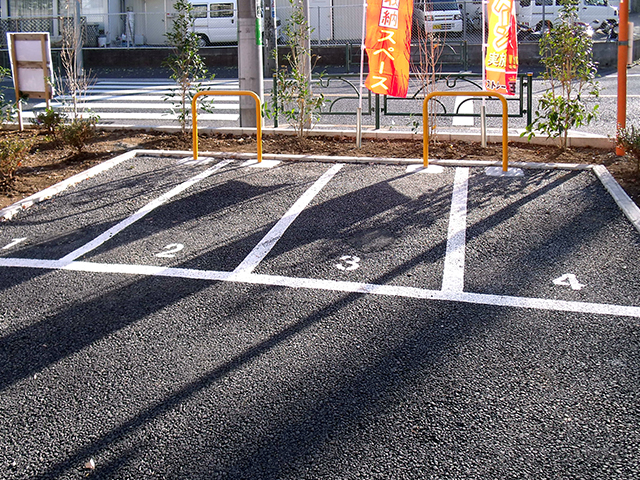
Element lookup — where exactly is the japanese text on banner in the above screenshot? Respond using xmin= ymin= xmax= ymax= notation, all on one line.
xmin=485 ymin=0 xmax=518 ymax=95
xmin=364 ymin=0 xmax=413 ymax=98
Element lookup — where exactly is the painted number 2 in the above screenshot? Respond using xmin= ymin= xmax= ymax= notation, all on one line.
xmin=155 ymin=243 xmax=184 ymax=258
xmin=553 ymin=274 xmax=586 ymax=291
xmin=336 ymin=255 xmax=361 ymax=271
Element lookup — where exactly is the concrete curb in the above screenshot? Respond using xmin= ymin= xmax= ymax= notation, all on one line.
xmin=95 ymin=124 xmax=616 ymax=150
xmin=593 ymin=164 xmax=640 ymax=233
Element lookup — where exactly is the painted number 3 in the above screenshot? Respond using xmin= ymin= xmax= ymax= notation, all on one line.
xmin=553 ymin=274 xmax=585 ymax=291
xmin=336 ymin=255 xmax=361 ymax=271
xmin=156 ymin=243 xmax=184 ymax=258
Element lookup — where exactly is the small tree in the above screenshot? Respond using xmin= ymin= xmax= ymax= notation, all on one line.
xmin=54 ymin=0 xmax=99 ymax=152
xmin=413 ymin=1 xmax=446 ymax=136
xmin=523 ymin=0 xmax=599 ymax=148
xmin=164 ymin=0 xmax=211 ymax=136
xmin=269 ymin=0 xmax=324 ymax=138
xmin=59 ymin=0 xmax=93 ymax=120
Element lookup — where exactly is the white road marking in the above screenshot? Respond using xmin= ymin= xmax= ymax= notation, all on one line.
xmin=336 ymin=255 xmax=361 ymax=271
xmin=232 ymin=163 xmax=344 ymax=275
xmin=34 ymin=95 xmax=239 ymax=104
xmin=155 ymin=243 xmax=185 ymax=258
xmin=21 ymin=111 xmax=240 ymax=121
xmin=553 ymin=274 xmax=586 ymax=290
xmin=597 ymin=94 xmax=640 ymax=98
xmin=441 ymin=167 xmax=469 ymax=293
xmin=1 ymin=156 xmax=638 ymax=321
xmin=56 ymin=85 xmax=238 ymax=96
xmin=241 ymin=159 xmax=281 ymax=168
xmin=31 ymin=101 xmax=239 ymax=110
xmin=25 ymin=79 xmax=241 ymax=125
xmin=2 ymin=238 xmax=27 ymax=250
xmin=485 ymin=166 xmax=524 ymax=177
xmin=406 ymin=164 xmax=444 ymax=174
xmin=1 ymin=257 xmax=638 ymax=318
xmin=58 ymin=160 xmax=233 ymax=263
xmin=452 ymin=96 xmax=475 ymax=127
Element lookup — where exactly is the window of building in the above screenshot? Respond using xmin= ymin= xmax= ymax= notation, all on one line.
xmin=9 ymin=0 xmax=53 ymax=16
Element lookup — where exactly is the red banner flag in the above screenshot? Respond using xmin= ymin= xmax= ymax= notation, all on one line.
xmin=485 ymin=0 xmax=519 ymax=95
xmin=364 ymin=0 xmax=413 ymax=98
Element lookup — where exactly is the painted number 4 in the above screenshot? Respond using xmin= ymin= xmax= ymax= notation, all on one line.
xmin=336 ymin=255 xmax=361 ymax=271
xmin=553 ymin=274 xmax=586 ymax=291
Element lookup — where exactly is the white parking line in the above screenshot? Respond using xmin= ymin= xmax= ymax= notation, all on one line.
xmin=58 ymin=160 xmax=233 ymax=264
xmin=442 ymin=167 xmax=469 ymax=293
xmin=2 ymin=156 xmax=638 ymax=320
xmin=232 ymin=163 xmax=344 ymax=275
xmin=2 ymin=257 xmax=638 ymax=318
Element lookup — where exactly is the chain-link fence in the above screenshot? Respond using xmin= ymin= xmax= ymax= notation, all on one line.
xmin=0 ymin=1 xmax=617 ymax=49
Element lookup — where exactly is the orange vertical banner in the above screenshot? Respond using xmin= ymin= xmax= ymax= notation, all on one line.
xmin=364 ymin=0 xmax=413 ymax=98
xmin=485 ymin=0 xmax=518 ymax=95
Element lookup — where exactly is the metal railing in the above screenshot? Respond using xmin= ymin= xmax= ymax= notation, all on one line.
xmin=423 ymin=91 xmax=509 ymax=170
xmin=382 ymin=72 xmax=534 ymax=127
xmin=270 ymin=72 xmax=534 ymax=130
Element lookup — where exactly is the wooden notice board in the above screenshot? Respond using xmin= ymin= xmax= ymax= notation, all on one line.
xmin=7 ymin=32 xmax=54 ymax=129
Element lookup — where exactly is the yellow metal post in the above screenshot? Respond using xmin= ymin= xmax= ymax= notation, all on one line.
xmin=191 ymin=90 xmax=262 ymax=162
xmin=423 ymin=91 xmax=509 ymax=172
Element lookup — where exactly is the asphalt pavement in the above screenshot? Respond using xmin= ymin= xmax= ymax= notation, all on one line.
xmin=1 ymin=152 xmax=639 ymax=479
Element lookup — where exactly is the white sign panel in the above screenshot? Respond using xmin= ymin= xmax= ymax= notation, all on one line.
xmin=7 ymin=32 xmax=54 ymax=100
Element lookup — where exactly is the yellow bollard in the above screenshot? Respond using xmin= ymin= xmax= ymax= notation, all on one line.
xmin=192 ymin=90 xmax=262 ymax=162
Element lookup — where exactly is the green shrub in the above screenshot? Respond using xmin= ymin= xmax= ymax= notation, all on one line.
xmin=617 ymin=125 xmax=640 ymax=173
xmin=32 ymin=107 xmax=66 ymax=134
xmin=0 ymin=137 xmax=32 ymax=185
xmin=59 ymin=117 xmax=97 ymax=153
xmin=0 ymin=66 xmax=16 ymax=126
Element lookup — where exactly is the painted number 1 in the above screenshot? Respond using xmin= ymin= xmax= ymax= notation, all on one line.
xmin=155 ymin=243 xmax=184 ymax=258
xmin=553 ymin=274 xmax=585 ymax=291
xmin=2 ymin=238 xmax=27 ymax=250
xmin=336 ymin=255 xmax=361 ymax=271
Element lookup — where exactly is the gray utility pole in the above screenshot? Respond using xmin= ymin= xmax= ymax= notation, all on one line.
xmin=301 ymin=0 xmax=312 ymax=128
xmin=238 ymin=0 xmax=264 ymax=128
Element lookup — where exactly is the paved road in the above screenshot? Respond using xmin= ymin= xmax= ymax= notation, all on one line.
xmin=16 ymin=62 xmax=640 ymax=138
xmin=1 ymin=153 xmax=639 ymax=478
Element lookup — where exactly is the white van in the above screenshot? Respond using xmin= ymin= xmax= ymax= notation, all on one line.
xmin=191 ymin=0 xmax=238 ymax=45
xmin=517 ymin=0 xmax=618 ymax=34
xmin=414 ymin=0 xmax=464 ymax=35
